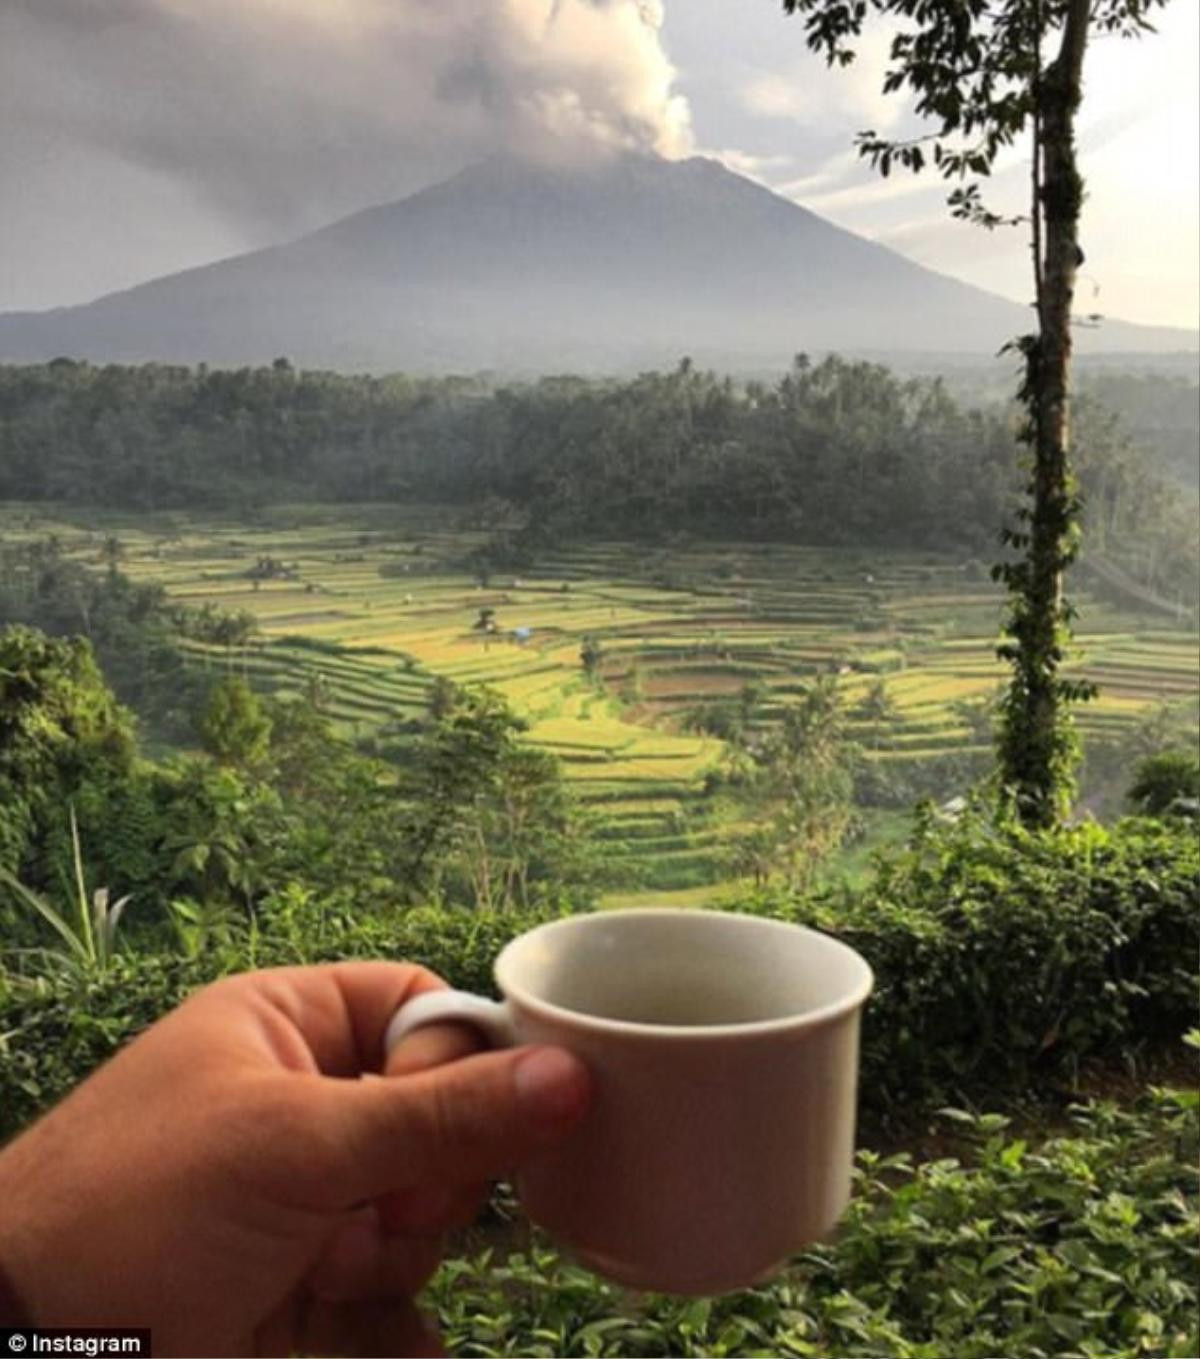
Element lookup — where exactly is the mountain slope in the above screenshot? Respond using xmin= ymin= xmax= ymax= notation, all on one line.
xmin=0 ymin=153 xmax=1193 ymax=371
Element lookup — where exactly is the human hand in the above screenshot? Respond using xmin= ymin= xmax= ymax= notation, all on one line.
xmin=0 ymin=962 xmax=590 ymax=1356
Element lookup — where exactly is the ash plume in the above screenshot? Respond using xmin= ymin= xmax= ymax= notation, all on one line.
xmin=0 ymin=0 xmax=693 ymax=234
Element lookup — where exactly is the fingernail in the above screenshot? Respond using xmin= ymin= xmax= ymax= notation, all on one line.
xmin=514 ymin=1047 xmax=589 ymax=1128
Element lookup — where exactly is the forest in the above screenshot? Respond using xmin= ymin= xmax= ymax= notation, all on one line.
xmin=0 ymin=356 xmax=1195 ymax=608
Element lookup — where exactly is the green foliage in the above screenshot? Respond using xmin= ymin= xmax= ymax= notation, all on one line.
xmin=1128 ymin=750 xmax=1200 ymax=818
xmin=0 ymin=952 xmax=204 ymax=1139
xmin=1079 ymin=702 xmax=1200 ymax=821
xmin=0 ymin=361 xmax=1193 ymax=603
xmin=781 ymin=0 xmax=1167 ymax=227
xmin=0 ymin=620 xmax=593 ymax=926
xmin=760 ymin=810 xmax=1200 ymax=1120
xmin=994 ymin=334 xmax=1097 ymax=827
xmin=196 ymin=675 xmax=272 ymax=767
xmin=857 ymin=677 xmax=897 ymax=726
xmin=0 ymin=625 xmax=135 ymax=880
xmin=1077 ymin=370 xmax=1200 ymax=498
xmin=5 ymin=908 xmax=1190 ymax=1356
xmin=399 ymin=688 xmax=594 ymax=910
xmin=726 ymin=676 xmax=856 ymax=891
xmin=425 ymin=1090 xmax=1197 ymax=1358
xmin=852 ymin=749 xmax=994 ymax=810
xmin=779 ymin=0 xmax=1173 ymax=833
xmin=429 ymin=674 xmax=458 ymax=721
xmin=0 ymin=536 xmax=204 ymax=740
xmin=0 ymin=896 xmax=561 ymax=1141
xmin=157 ymin=759 xmax=282 ymax=909
xmin=579 ymin=636 xmax=603 ymax=678
xmin=5 ymin=805 xmax=1192 ymax=1142
xmin=0 ymin=808 xmax=132 ymax=979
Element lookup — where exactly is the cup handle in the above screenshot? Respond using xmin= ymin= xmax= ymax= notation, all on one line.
xmin=383 ymin=989 xmax=517 ymax=1063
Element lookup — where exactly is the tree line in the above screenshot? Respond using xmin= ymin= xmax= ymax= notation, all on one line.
xmin=0 ymin=355 xmax=1194 ymax=605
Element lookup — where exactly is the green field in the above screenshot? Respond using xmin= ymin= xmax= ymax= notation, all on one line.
xmin=7 ymin=502 xmax=1197 ymax=896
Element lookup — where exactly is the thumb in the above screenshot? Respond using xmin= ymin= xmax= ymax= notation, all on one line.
xmin=320 ymin=1045 xmax=591 ymax=1204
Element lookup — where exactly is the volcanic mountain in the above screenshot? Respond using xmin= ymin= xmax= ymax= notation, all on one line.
xmin=0 ymin=152 xmax=1193 ymax=371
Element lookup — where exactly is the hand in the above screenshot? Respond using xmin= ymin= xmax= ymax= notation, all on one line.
xmin=0 ymin=962 xmax=590 ymax=1356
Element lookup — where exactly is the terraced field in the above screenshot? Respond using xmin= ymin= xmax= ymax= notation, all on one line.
xmin=7 ymin=503 xmax=1197 ymax=895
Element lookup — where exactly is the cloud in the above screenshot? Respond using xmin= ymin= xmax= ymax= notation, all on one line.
xmin=704 ymin=147 xmax=795 ymax=183
xmin=739 ymin=24 xmax=906 ymax=135
xmin=0 ymin=0 xmax=693 ymax=236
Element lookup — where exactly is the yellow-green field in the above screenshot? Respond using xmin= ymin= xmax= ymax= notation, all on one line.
xmin=7 ymin=502 xmax=1196 ymax=895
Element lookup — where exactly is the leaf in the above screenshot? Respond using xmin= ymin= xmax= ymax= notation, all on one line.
xmin=999 ymin=1139 xmax=1027 ymax=1169
xmin=0 ymin=866 xmax=88 ymax=963
xmin=982 ymin=1245 xmax=1024 ymax=1274
xmin=92 ymin=886 xmax=110 ymax=956
xmin=937 ymin=1106 xmax=978 ymax=1125
xmin=1057 ymin=1238 xmax=1095 ymax=1269
xmin=68 ymin=804 xmax=95 ymax=959
xmin=574 ymin=1318 xmax=630 ymax=1344
xmin=679 ymin=1298 xmax=712 ymax=1334
xmin=104 ymin=894 xmax=133 ymax=951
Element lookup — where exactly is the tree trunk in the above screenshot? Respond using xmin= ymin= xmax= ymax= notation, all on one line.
xmin=1003 ymin=0 xmax=1089 ymax=827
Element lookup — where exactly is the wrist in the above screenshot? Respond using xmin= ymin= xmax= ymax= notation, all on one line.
xmin=0 ymin=1127 xmax=56 ymax=1327
xmin=0 ymin=1251 xmax=30 ymax=1327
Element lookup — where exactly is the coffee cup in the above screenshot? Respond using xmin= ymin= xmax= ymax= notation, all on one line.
xmin=385 ymin=907 xmax=873 ymax=1295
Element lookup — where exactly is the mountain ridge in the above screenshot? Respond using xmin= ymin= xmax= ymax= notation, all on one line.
xmin=1 ymin=152 xmax=1194 ymax=372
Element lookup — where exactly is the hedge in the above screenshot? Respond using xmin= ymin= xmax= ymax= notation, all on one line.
xmin=427 ymin=1092 xmax=1198 ymax=1359
xmin=1 ymin=816 xmax=1196 ymax=1143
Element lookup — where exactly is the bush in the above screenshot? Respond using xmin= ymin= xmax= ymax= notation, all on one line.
xmin=2 ymin=815 xmax=1195 ymax=1142
xmin=426 ymin=1090 xmax=1198 ymax=1359
xmin=752 ymin=811 xmax=1200 ymax=1121
xmin=0 ymin=896 xmax=558 ymax=1141
xmin=1128 ymin=750 xmax=1200 ymax=817
xmin=0 ymin=953 xmax=202 ymax=1138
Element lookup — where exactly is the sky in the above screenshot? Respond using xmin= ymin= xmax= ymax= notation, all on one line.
xmin=1 ymin=0 xmax=1197 ymax=331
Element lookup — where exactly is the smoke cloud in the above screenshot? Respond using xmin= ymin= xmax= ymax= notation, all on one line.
xmin=0 ymin=0 xmax=693 ymax=236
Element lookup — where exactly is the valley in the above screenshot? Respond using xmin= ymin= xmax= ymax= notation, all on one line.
xmin=7 ymin=501 xmax=1195 ymax=899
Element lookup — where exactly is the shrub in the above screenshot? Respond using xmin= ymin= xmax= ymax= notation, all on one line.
xmin=1128 ymin=750 xmax=1200 ymax=817
xmin=751 ymin=811 xmax=1200 ymax=1121
xmin=1 ymin=816 xmax=1195 ymax=1142
xmin=0 ymin=896 xmax=558 ymax=1141
xmin=0 ymin=626 xmax=136 ymax=880
xmin=427 ymin=1090 xmax=1198 ymax=1359
xmin=0 ymin=953 xmax=205 ymax=1139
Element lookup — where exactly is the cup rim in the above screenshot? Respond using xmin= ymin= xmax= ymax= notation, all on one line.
xmin=493 ymin=907 xmax=874 ymax=1040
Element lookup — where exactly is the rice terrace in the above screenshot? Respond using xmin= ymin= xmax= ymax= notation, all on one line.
xmin=7 ymin=501 xmax=1195 ymax=900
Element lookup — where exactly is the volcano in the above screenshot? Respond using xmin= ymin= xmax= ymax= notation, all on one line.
xmin=0 ymin=152 xmax=1193 ymax=371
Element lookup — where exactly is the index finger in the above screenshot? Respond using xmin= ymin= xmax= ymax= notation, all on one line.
xmin=384 ymin=1022 xmax=485 ymax=1078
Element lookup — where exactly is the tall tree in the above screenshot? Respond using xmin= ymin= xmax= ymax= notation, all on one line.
xmin=398 ymin=687 xmax=587 ymax=908
xmin=780 ymin=0 xmax=1167 ymax=825
xmin=197 ymin=676 xmax=272 ymax=768
xmin=730 ymin=675 xmax=854 ymax=890
xmin=0 ymin=626 xmax=136 ymax=878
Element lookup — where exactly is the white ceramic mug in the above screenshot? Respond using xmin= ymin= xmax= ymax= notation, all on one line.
xmin=385 ymin=908 xmax=873 ymax=1295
